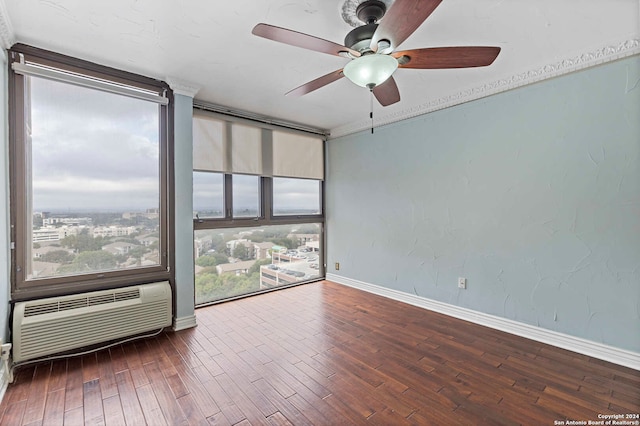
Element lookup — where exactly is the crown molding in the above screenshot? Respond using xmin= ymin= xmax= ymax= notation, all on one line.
xmin=329 ymin=38 xmax=640 ymax=139
xmin=0 ymin=0 xmax=15 ymax=50
xmin=166 ymin=77 xmax=200 ymax=98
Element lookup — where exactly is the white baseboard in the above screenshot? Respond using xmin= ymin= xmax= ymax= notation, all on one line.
xmin=326 ymin=273 xmax=640 ymax=371
xmin=0 ymin=361 xmax=9 ymax=405
xmin=173 ymin=314 xmax=197 ymax=331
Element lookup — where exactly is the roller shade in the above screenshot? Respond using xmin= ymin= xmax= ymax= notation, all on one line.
xmin=193 ymin=112 xmax=227 ymax=172
xmin=193 ymin=111 xmax=324 ymax=180
xmin=231 ymin=123 xmax=262 ymax=175
xmin=272 ymin=130 xmax=324 ymax=180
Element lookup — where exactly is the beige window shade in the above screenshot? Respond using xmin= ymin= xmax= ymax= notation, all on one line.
xmin=272 ymin=131 xmax=324 ymax=180
xmin=231 ymin=123 xmax=262 ymax=175
xmin=193 ymin=111 xmax=323 ymax=180
xmin=193 ymin=112 xmax=227 ymax=172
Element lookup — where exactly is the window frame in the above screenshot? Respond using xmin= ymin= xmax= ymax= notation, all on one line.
xmin=193 ymin=174 xmax=325 ymax=230
xmin=192 ymin=111 xmax=326 ymax=304
xmin=272 ymin=177 xmax=323 ymax=217
xmin=8 ymin=44 xmax=174 ymax=301
xmin=191 ymin=112 xmax=325 ymax=229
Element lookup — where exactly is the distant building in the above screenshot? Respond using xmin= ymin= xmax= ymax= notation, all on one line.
xmin=216 ymin=260 xmax=256 ymax=276
xmin=139 ymin=236 xmax=158 ymax=247
xmin=253 ymin=242 xmax=274 ymax=260
xmin=226 ymin=239 xmax=250 ymax=253
xmin=259 ymin=260 xmax=318 ymax=290
xmin=287 ymin=233 xmax=319 ymax=245
xmin=93 ymin=226 xmax=137 ymax=238
xmin=272 ymin=252 xmax=305 ymax=264
xmin=33 ymin=246 xmax=73 ymax=259
xmin=193 ymin=235 xmax=213 ymax=258
xmin=122 ymin=209 xmax=159 ymax=220
xmin=304 ymin=241 xmax=320 ymax=252
xmin=102 ymin=242 xmax=135 ymax=255
xmin=42 ymin=217 xmax=92 ymax=226
xmin=32 ymin=225 xmax=82 ymax=243
xmin=32 ymin=228 xmax=61 ymax=243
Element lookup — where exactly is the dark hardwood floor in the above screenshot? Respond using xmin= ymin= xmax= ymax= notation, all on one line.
xmin=0 ymin=280 xmax=638 ymax=425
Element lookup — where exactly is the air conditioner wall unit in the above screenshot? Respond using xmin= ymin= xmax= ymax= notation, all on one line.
xmin=12 ymin=281 xmax=172 ymax=363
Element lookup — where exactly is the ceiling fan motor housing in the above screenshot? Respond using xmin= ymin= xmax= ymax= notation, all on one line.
xmin=344 ymin=23 xmax=378 ymax=53
xmin=356 ymin=0 xmax=387 ymax=24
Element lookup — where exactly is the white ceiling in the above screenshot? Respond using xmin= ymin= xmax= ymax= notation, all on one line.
xmin=1 ymin=0 xmax=639 ymax=137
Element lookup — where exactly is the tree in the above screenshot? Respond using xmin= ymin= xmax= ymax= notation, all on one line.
xmin=38 ymin=250 xmax=75 ymax=264
xmin=232 ymin=243 xmax=250 ymax=260
xmin=196 ymin=255 xmax=218 ymax=268
xmin=195 ymin=268 xmax=261 ymax=304
xmin=212 ymin=252 xmax=229 ymax=265
xmin=271 ymin=238 xmax=296 ymax=250
xmin=129 ymin=245 xmax=149 ymax=261
xmin=33 ymin=215 xmax=43 ymax=229
xmin=57 ymin=250 xmax=117 ymax=273
xmin=292 ymin=224 xmax=320 ymax=235
xmin=61 ymin=229 xmax=109 ymax=252
xmin=249 ymin=233 xmax=265 ymax=243
xmin=195 ymin=253 xmax=228 ymax=268
xmin=115 ymin=237 xmax=141 ymax=245
xmin=249 ymin=259 xmax=272 ymax=275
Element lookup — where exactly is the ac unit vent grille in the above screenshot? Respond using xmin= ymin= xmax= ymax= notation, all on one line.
xmin=88 ymin=294 xmax=115 ymax=306
xmin=114 ymin=289 xmax=140 ymax=302
xmin=23 ymin=288 xmax=142 ymax=317
xmin=59 ymin=299 xmax=89 ymax=312
xmin=23 ymin=303 xmax=59 ymax=317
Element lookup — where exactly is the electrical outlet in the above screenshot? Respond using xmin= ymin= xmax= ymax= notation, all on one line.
xmin=1 ymin=343 xmax=12 ymax=360
xmin=458 ymin=277 xmax=467 ymax=289
xmin=335 ymin=262 xmax=340 ymax=271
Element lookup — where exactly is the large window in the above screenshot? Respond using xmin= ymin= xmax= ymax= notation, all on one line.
xmin=9 ymin=44 xmax=172 ymax=299
xmin=194 ymin=223 xmax=322 ymax=304
xmin=193 ymin=172 xmax=224 ymax=219
xmin=232 ymin=175 xmax=260 ymax=218
xmin=193 ymin=110 xmax=325 ymax=304
xmin=273 ymin=178 xmax=322 ymax=216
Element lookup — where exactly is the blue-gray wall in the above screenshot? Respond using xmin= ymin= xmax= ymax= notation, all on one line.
xmin=326 ymin=55 xmax=640 ymax=352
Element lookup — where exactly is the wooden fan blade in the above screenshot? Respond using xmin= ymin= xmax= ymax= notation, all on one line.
xmin=286 ymin=69 xmax=345 ymax=97
xmin=393 ymin=46 xmax=501 ymax=69
xmin=252 ymin=23 xmax=360 ymax=58
xmin=370 ymin=0 xmax=443 ymax=51
xmin=373 ymin=76 xmax=400 ymax=106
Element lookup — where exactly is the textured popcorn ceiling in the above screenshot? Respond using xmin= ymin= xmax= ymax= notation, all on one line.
xmin=1 ymin=0 xmax=639 ymax=136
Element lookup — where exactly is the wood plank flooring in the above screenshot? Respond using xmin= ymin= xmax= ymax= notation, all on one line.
xmin=0 ymin=280 xmax=638 ymax=425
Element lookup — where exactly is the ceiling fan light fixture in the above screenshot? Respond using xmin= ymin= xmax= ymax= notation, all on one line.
xmin=343 ymin=54 xmax=398 ymax=89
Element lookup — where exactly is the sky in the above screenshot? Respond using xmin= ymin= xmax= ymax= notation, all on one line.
xmin=192 ymin=173 xmax=321 ymax=214
xmin=30 ymin=74 xmax=321 ymax=214
xmin=31 ymin=75 xmax=160 ymax=212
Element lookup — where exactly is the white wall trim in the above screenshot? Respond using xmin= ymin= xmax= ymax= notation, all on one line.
xmin=326 ymin=273 xmax=640 ymax=371
xmin=329 ymin=38 xmax=640 ymax=139
xmin=173 ymin=315 xmax=197 ymax=331
xmin=166 ymin=77 xmax=200 ymax=98
xmin=0 ymin=361 xmax=9 ymax=405
xmin=0 ymin=0 xmax=15 ymax=50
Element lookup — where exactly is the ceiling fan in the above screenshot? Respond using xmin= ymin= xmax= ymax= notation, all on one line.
xmin=252 ymin=0 xmax=501 ymax=107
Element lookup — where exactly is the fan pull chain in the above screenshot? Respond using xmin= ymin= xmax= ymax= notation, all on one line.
xmin=370 ymin=89 xmax=374 ymax=134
